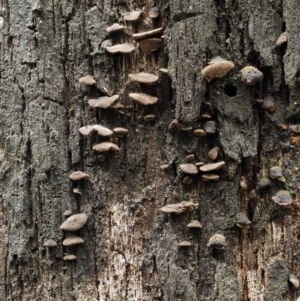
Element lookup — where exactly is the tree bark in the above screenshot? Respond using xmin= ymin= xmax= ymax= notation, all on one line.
xmin=0 ymin=0 xmax=300 ymax=300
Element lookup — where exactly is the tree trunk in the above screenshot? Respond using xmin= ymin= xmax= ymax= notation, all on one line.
xmin=1 ymin=0 xmax=300 ymax=300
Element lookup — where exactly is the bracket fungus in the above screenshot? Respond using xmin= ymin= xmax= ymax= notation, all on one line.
xmin=272 ymin=190 xmax=293 ymax=206
xmin=79 ymin=125 xmax=113 ymax=137
xmin=64 ymin=254 xmax=77 ymax=261
xmin=106 ymin=23 xmax=126 ymax=33
xmin=256 ymin=177 xmax=271 ymax=191
xmin=129 ymin=93 xmax=158 ymax=105
xmin=289 ymin=274 xmax=299 ymax=288
xmin=236 ymin=215 xmax=251 ymax=228
xmin=262 ymin=96 xmax=276 ymax=114
xmin=79 ymin=75 xmax=96 ymax=86
xmin=43 ymin=239 xmax=57 ymax=248
xmin=64 ymin=210 xmax=72 ymax=217
xmin=168 ymin=119 xmax=180 ymax=130
xmin=159 ymin=163 xmax=170 ymax=171
xmin=187 ymin=220 xmax=202 ymax=229
xmin=179 ymin=240 xmax=192 ymax=247
xmin=69 ymin=171 xmax=90 ymax=181
xmin=63 ymin=236 xmax=84 ymax=247
xmin=270 ymin=166 xmax=285 ymax=182
xmin=149 ymin=7 xmax=160 ymax=18
xmin=193 ymin=129 xmax=207 ymax=137
xmin=132 ymin=27 xmax=164 ymax=41
xmin=123 ymin=11 xmax=146 ymax=22
xmin=203 ymin=121 xmax=216 ymax=134
xmin=73 ymin=188 xmax=82 ymax=195
xmin=160 ymin=201 xmax=196 ymax=214
xmin=202 ymin=57 xmax=234 ymax=82
xmin=93 ymin=142 xmax=120 ymax=152
xmin=208 ymin=147 xmax=219 ymax=161
xmin=101 ymin=39 xmax=112 ymax=49
xmin=241 ymin=66 xmax=263 ymax=85
xmin=113 ymin=127 xmax=129 ymax=137
xmin=144 ymin=114 xmax=156 ymax=122
xmin=202 ymin=174 xmax=219 ymax=181
xmin=59 ymin=213 xmax=88 ymax=231
xmin=106 ymin=43 xmax=135 ymax=54
xmin=199 ymin=161 xmax=225 ymax=172
xmin=276 ymin=32 xmax=287 ymax=47
xmin=139 ymin=38 xmax=161 ymax=54
xmin=179 ymin=164 xmax=199 ymax=175
xmin=88 ymin=95 xmax=120 ymax=109
xmin=207 ymin=234 xmax=226 ymax=250
xmin=128 ymin=72 xmax=159 ymax=85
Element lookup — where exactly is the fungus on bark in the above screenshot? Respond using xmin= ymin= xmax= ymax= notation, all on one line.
xmin=93 ymin=142 xmax=120 ymax=152
xmin=132 ymin=28 xmax=163 ymax=41
xmin=179 ymin=240 xmax=192 ymax=247
xmin=207 ymin=234 xmax=226 ymax=250
xmin=73 ymin=188 xmax=82 ymax=196
xmin=129 ymin=93 xmax=158 ymax=105
xmin=179 ymin=164 xmax=199 ymax=175
xmin=79 ymin=125 xmax=113 ymax=137
xmin=159 ymin=164 xmax=170 ymax=171
xmin=59 ymin=213 xmax=88 ymax=231
xmin=123 ymin=11 xmax=146 ymax=22
xmin=63 ymin=236 xmax=84 ymax=247
xmin=208 ymin=147 xmax=219 ymax=161
xmin=69 ymin=171 xmax=90 ymax=181
xmin=43 ymin=239 xmax=57 ymax=248
xmin=88 ymin=95 xmax=120 ymax=109
xmin=262 ymin=96 xmax=276 ymax=114
xmin=144 ymin=114 xmax=156 ymax=122
xmin=241 ymin=66 xmax=263 ymax=85
xmin=128 ymin=72 xmax=159 ymax=85
xmin=276 ymin=32 xmax=287 ymax=47
xmin=270 ymin=166 xmax=285 ymax=182
xmin=168 ymin=119 xmax=180 ymax=130
xmin=289 ymin=274 xmax=299 ymax=288
xmin=64 ymin=210 xmax=72 ymax=217
xmin=272 ymin=190 xmax=293 ymax=206
xmin=106 ymin=43 xmax=135 ymax=54
xmin=78 ymin=75 xmax=96 ymax=86
xmin=63 ymin=254 xmax=77 ymax=261
xmin=101 ymin=39 xmax=112 ymax=49
xmin=199 ymin=161 xmax=225 ymax=172
xmin=139 ymin=38 xmax=161 ymax=54
xmin=201 ymin=57 xmax=234 ymax=82
xmin=149 ymin=7 xmax=160 ymax=18
xmin=106 ymin=23 xmax=126 ymax=33
xmin=113 ymin=127 xmax=129 ymax=137
xmin=187 ymin=220 xmax=202 ymax=229
xmin=159 ymin=201 xmax=196 ymax=214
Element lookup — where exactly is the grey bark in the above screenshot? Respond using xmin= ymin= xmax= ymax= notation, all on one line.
xmin=0 ymin=0 xmax=300 ymax=300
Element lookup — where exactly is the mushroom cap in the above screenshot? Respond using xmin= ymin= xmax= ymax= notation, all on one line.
xmin=64 ymin=210 xmax=72 ymax=217
xmin=159 ymin=68 xmax=169 ymax=74
xmin=129 ymin=93 xmax=158 ymax=105
xmin=272 ymin=190 xmax=293 ymax=206
xmin=193 ymin=129 xmax=207 ymax=137
xmin=93 ymin=142 xmax=120 ymax=152
xmin=200 ymin=161 xmax=225 ymax=172
xmin=236 ymin=215 xmax=251 ymax=228
xmin=241 ymin=66 xmax=263 ymax=85
xmin=276 ymin=32 xmax=287 ymax=47
xmin=179 ymin=164 xmax=199 ymax=175
xmin=201 ymin=113 xmax=211 ymax=119
xmin=168 ymin=119 xmax=180 ymax=130
xmin=88 ymin=95 xmax=120 ymax=109
xmin=195 ymin=162 xmax=205 ymax=167
xmin=78 ymin=75 xmax=96 ymax=86
xmin=101 ymin=39 xmax=113 ymax=49
xmin=106 ymin=43 xmax=135 ymax=54
xmin=207 ymin=234 xmax=226 ymax=249
xmin=73 ymin=188 xmax=82 ymax=195
xmin=106 ymin=23 xmax=126 ymax=33
xmin=59 ymin=213 xmax=88 ymax=231
xmin=159 ymin=163 xmax=170 ymax=171
xmin=179 ymin=240 xmax=192 ymax=247
xmin=63 ymin=236 xmax=85 ymax=247
xmin=123 ymin=11 xmax=146 ymax=21
xmin=203 ymin=121 xmax=216 ymax=134
xmin=207 ymin=56 xmax=229 ymax=65
xmin=208 ymin=147 xmax=219 ymax=161
xmin=69 ymin=171 xmax=90 ymax=181
xmin=79 ymin=125 xmax=113 ymax=137
xmin=187 ymin=220 xmax=203 ymax=228
xmin=63 ymin=254 xmax=77 ymax=261
xmin=289 ymin=125 xmax=300 ymax=134
xmin=139 ymin=38 xmax=161 ymax=54
xmin=256 ymin=177 xmax=271 ymax=191
xmin=185 ymin=154 xmax=195 ymax=162
xmin=144 ymin=114 xmax=156 ymax=122
xmin=270 ymin=166 xmax=284 ymax=180
xmin=202 ymin=174 xmax=219 ymax=181
xmin=129 ymin=72 xmax=159 ymax=85
xmin=149 ymin=7 xmax=160 ymax=18
xmin=160 ymin=202 xmax=195 ymax=214
xmin=262 ymin=96 xmax=276 ymax=114
xmin=289 ymin=274 xmax=299 ymax=288
xmin=113 ymin=127 xmax=129 ymax=137
xmin=181 ymin=125 xmax=193 ymax=131
xmin=132 ymin=27 xmax=163 ymax=40
xmin=43 ymin=239 xmax=57 ymax=248
xmin=202 ymin=59 xmax=234 ymax=82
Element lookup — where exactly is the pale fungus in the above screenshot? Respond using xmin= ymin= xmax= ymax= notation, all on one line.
xmin=139 ymin=38 xmax=161 ymax=54
xmin=79 ymin=125 xmax=113 ymax=137
xmin=73 ymin=188 xmax=82 ymax=196
xmin=256 ymin=178 xmax=271 ymax=191
xmin=203 ymin=121 xmax=216 ymax=134
xmin=179 ymin=164 xmax=199 ymax=175
xmin=262 ymin=96 xmax=276 ymax=114
xmin=128 ymin=72 xmax=159 ymax=85
xmin=201 ymin=57 xmax=234 ymax=82
xmin=241 ymin=66 xmax=263 ymax=85
xmin=168 ymin=119 xmax=180 ymax=130
xmin=132 ymin=28 xmax=164 ymax=41
xmin=43 ymin=239 xmax=57 ymax=248
xmin=179 ymin=240 xmax=192 ymax=247
xmin=289 ymin=274 xmax=299 ymax=288
xmin=93 ymin=142 xmax=120 ymax=152
xmin=144 ymin=114 xmax=156 ymax=122
xmin=208 ymin=147 xmax=219 ymax=161
xmin=276 ymin=32 xmax=287 ymax=47
xmin=78 ymin=75 xmax=96 ymax=86
xmin=123 ymin=11 xmax=146 ymax=22
xmin=160 ymin=201 xmax=196 ymax=214
xmin=236 ymin=215 xmax=251 ymax=228
xmin=106 ymin=23 xmax=126 ymax=33
xmin=88 ymin=95 xmax=120 ymax=109
xmin=187 ymin=220 xmax=202 ymax=229
xmin=59 ymin=213 xmax=88 ymax=231
xmin=193 ymin=129 xmax=207 ymax=137
xmin=270 ymin=166 xmax=285 ymax=182
xmin=106 ymin=43 xmax=135 ymax=54
xmin=207 ymin=234 xmax=226 ymax=250
xmin=113 ymin=127 xmax=129 ymax=137
xmin=149 ymin=7 xmax=160 ymax=18
xmin=202 ymin=174 xmax=219 ymax=181
xmin=199 ymin=161 xmax=225 ymax=172
xmin=101 ymin=39 xmax=112 ymax=49
xmin=201 ymin=113 xmax=211 ymax=119
xmin=69 ymin=171 xmax=90 ymax=181
xmin=64 ymin=254 xmax=77 ymax=261
xmin=272 ymin=190 xmax=293 ymax=206
xmin=129 ymin=93 xmax=158 ymax=105
xmin=64 ymin=210 xmax=72 ymax=217
xmin=159 ymin=164 xmax=170 ymax=171
xmin=159 ymin=68 xmax=169 ymax=74
xmin=63 ymin=236 xmax=84 ymax=247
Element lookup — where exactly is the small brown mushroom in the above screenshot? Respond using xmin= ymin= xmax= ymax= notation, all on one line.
xmin=180 ymin=164 xmax=199 ymax=175
xmin=202 ymin=57 xmax=234 ymax=82
xmin=128 ymin=72 xmax=159 ymax=85
xmin=64 ymin=210 xmax=72 ymax=217
xmin=193 ymin=129 xmax=207 ymax=137
xmin=59 ymin=213 xmax=88 ymax=231
xmin=79 ymin=125 xmax=113 ymax=137
xmin=88 ymin=95 xmax=120 ymax=109
xmin=208 ymin=147 xmax=219 ymax=161
xmin=159 ymin=164 xmax=170 ymax=171
xmin=201 ymin=113 xmax=211 ymax=119
xmin=69 ymin=171 xmax=90 ymax=181
xmin=129 ymin=93 xmax=158 ymax=105
xmin=262 ymin=96 xmax=276 ymax=114
xmin=106 ymin=43 xmax=135 ymax=54
xmin=43 ymin=239 xmax=57 ymax=248
xmin=195 ymin=162 xmax=205 ymax=167
xmin=123 ymin=11 xmax=146 ymax=22
xmin=63 ymin=236 xmax=84 ymax=247
xmin=179 ymin=240 xmax=192 ymax=247
xmin=113 ymin=127 xmax=129 ymax=137
xmin=181 ymin=125 xmax=193 ymax=131
xmin=144 ymin=114 xmax=156 ymax=122
xmin=270 ymin=166 xmax=285 ymax=182
xmin=207 ymin=234 xmax=226 ymax=250
xmin=149 ymin=7 xmax=160 ymax=18
xmin=93 ymin=142 xmax=120 ymax=152
xmin=236 ymin=215 xmax=251 ymax=228
xmin=276 ymin=32 xmax=287 ymax=47
xmin=241 ymin=66 xmax=263 ymax=85
xmin=199 ymin=161 xmax=225 ymax=172
xmin=187 ymin=220 xmax=202 ymax=229
xmin=79 ymin=75 xmax=96 ymax=86
xmin=202 ymin=174 xmax=219 ymax=181
xmin=289 ymin=274 xmax=299 ymax=288
xmin=203 ymin=121 xmax=216 ymax=134
xmin=106 ymin=23 xmax=126 ymax=33
xmin=139 ymin=38 xmax=161 ymax=54
xmin=132 ymin=27 xmax=163 ymax=41
xmin=168 ymin=119 xmax=180 ymax=130
xmin=272 ymin=190 xmax=293 ymax=206
xmin=63 ymin=254 xmax=77 ymax=261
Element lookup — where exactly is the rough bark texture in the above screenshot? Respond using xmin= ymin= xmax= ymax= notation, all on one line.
xmin=0 ymin=0 xmax=300 ymax=300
